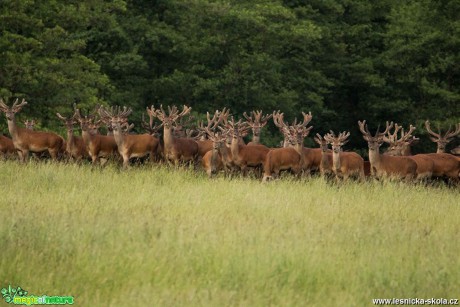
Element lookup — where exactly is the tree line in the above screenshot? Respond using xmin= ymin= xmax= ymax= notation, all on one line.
xmin=0 ymin=0 xmax=458 ymax=153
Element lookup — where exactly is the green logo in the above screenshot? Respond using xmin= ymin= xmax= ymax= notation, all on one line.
xmin=1 ymin=285 xmax=74 ymax=305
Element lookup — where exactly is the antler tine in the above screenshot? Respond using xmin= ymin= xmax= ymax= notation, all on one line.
xmin=56 ymin=113 xmax=68 ymax=121
xmin=328 ymin=130 xmax=336 ymax=138
xmin=12 ymin=98 xmax=27 ymax=111
xmin=259 ymin=111 xmax=272 ymax=126
xmin=323 ymin=132 xmax=334 ymax=143
xmin=338 ymin=131 xmax=350 ymax=143
xmin=444 ymin=123 xmax=460 ymax=140
xmin=314 ymin=133 xmax=325 ymax=142
xmin=273 ymin=111 xmax=288 ymax=130
xmin=74 ymin=107 xmax=83 ymax=121
xmin=387 ymin=123 xmax=402 ymax=142
xmin=11 ymin=98 xmax=19 ymax=108
xmin=242 ymin=111 xmax=254 ymax=124
xmin=400 ymin=125 xmax=416 ymax=142
xmin=0 ymin=98 xmax=9 ymax=111
xmin=97 ymin=105 xmax=111 ymax=120
xmin=155 ymin=104 xmax=167 ymax=121
xmin=146 ymin=105 xmax=156 ymax=117
xmin=379 ymin=121 xmax=394 ymax=137
xmin=295 ymin=111 xmax=313 ymax=129
xmin=219 ymin=107 xmax=230 ymax=124
xmin=425 ymin=120 xmax=440 ymax=139
xmin=119 ymin=106 xmax=132 ymax=118
xmin=205 ymin=110 xmax=222 ymax=131
xmin=358 ymin=120 xmax=371 ymax=136
xmin=177 ymin=105 xmax=191 ymax=118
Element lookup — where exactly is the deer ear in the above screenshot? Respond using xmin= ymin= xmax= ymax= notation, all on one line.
xmin=429 ymin=137 xmax=438 ymax=142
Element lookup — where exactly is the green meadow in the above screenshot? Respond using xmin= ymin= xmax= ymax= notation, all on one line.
xmin=0 ymin=161 xmax=459 ymax=306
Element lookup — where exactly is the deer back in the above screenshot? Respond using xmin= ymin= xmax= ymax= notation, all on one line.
xmin=264 ymin=147 xmax=301 ymax=175
xmin=338 ymin=152 xmax=364 ymax=173
xmin=16 ymin=128 xmax=64 ymax=153
xmin=419 ymin=153 xmax=460 ymax=178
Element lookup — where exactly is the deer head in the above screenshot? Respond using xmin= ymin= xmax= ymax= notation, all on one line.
xmin=24 ymin=119 xmax=36 ymax=130
xmin=155 ymin=105 xmax=192 ymax=129
xmin=197 ymin=110 xmax=224 ymax=138
xmin=98 ymin=105 xmax=132 ymax=135
xmin=383 ymin=124 xmax=417 ymax=156
xmin=141 ymin=106 xmax=163 ymax=137
xmin=324 ymin=131 xmax=350 ymax=153
xmin=56 ymin=112 xmax=79 ymax=131
xmin=425 ymin=120 xmax=460 ymax=153
xmin=358 ymin=120 xmax=393 ymax=152
xmin=226 ymin=117 xmax=250 ymax=141
xmin=314 ymin=133 xmax=329 ymax=152
xmin=74 ymin=105 xmax=97 ymax=133
xmin=243 ymin=110 xmax=272 ymax=140
xmin=0 ymin=98 xmax=28 ymax=121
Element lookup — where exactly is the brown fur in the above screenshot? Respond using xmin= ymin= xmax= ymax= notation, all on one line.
xmin=332 ymin=152 xmax=364 ymax=180
xmin=0 ymin=134 xmax=15 ymax=158
xmin=114 ymin=132 xmax=159 ymax=168
xmin=419 ymin=153 xmax=460 ymax=180
xmin=262 ymin=147 xmax=302 ymax=181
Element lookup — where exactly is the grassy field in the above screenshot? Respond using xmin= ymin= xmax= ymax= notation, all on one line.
xmin=0 ymin=160 xmax=459 ymax=306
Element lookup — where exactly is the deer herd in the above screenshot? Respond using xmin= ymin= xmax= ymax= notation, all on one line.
xmin=0 ymin=98 xmax=459 ymax=184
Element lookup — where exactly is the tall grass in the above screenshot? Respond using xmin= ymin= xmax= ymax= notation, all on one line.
xmin=0 ymin=161 xmax=459 ymax=306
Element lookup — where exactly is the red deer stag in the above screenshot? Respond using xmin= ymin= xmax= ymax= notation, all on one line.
xmin=74 ymin=107 xmax=118 ymax=165
xmin=273 ymin=111 xmax=321 ymax=173
xmin=263 ymin=113 xmax=313 ymax=182
xmin=358 ymin=120 xmax=417 ymax=180
xmin=195 ymin=110 xmax=224 ymax=160
xmin=99 ymin=106 xmax=159 ymax=169
xmin=227 ymin=117 xmax=270 ymax=176
xmin=243 ymin=110 xmax=272 ymax=146
xmin=313 ymin=134 xmax=333 ymax=177
xmin=324 ymin=131 xmax=364 ymax=180
xmin=383 ymin=124 xmax=434 ymax=180
xmin=201 ymin=129 xmax=229 ymax=178
xmin=142 ymin=106 xmax=164 ymax=162
xmin=154 ymin=105 xmax=199 ymax=166
xmin=425 ymin=120 xmax=460 ymax=153
xmin=56 ymin=112 xmax=89 ymax=161
xmin=24 ymin=119 xmax=36 ymax=130
xmin=0 ymin=98 xmax=64 ymax=162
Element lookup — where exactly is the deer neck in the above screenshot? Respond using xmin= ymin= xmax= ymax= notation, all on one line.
xmin=283 ymin=137 xmax=289 ymax=148
xmin=81 ymin=129 xmax=95 ymax=147
xmin=321 ymin=149 xmax=330 ymax=167
xmin=436 ymin=147 xmax=444 ymax=154
xmin=6 ymin=117 xmax=19 ymax=139
xmin=219 ymin=145 xmax=230 ymax=161
xmin=113 ymin=128 xmax=124 ymax=147
xmin=231 ymin=137 xmax=240 ymax=158
xmin=368 ymin=148 xmax=381 ymax=167
xmin=66 ymin=129 xmax=75 ymax=152
xmin=211 ymin=147 xmax=220 ymax=170
xmin=401 ymin=145 xmax=412 ymax=156
xmin=163 ymin=126 xmax=175 ymax=150
xmin=294 ymin=142 xmax=303 ymax=155
xmin=332 ymin=150 xmax=341 ymax=171
xmin=252 ymin=134 xmax=260 ymax=144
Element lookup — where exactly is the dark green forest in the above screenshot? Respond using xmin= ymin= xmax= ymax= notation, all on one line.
xmin=0 ymin=0 xmax=459 ymax=152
